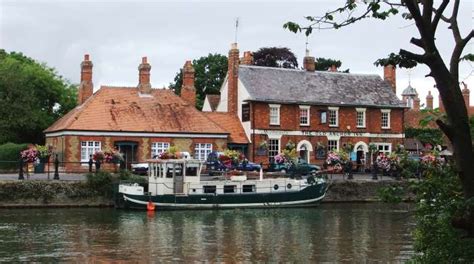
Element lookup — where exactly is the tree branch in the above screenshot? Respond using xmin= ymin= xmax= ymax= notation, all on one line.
xmin=400 ymin=49 xmax=426 ymax=63
xmin=410 ymin=37 xmax=424 ymax=48
xmin=431 ymin=0 xmax=450 ymax=32
xmin=436 ymin=119 xmax=454 ymax=143
xmin=451 ymin=0 xmax=462 ymax=42
xmin=450 ymin=30 xmax=474 ymax=79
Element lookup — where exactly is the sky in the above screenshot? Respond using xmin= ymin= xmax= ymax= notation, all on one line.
xmin=1 ymin=0 xmax=473 ymax=108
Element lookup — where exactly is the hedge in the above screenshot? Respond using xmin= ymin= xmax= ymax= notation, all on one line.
xmin=0 ymin=142 xmax=29 ymax=170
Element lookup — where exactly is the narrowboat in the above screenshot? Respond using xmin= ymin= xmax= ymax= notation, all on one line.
xmin=115 ymin=159 xmax=328 ymax=210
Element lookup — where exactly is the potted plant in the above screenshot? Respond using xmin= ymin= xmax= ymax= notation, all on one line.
xmin=257 ymin=140 xmax=268 ymax=156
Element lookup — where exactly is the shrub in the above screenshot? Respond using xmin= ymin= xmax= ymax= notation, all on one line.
xmin=0 ymin=142 xmax=29 ymax=170
xmin=411 ymin=166 xmax=474 ymax=262
xmin=86 ymin=171 xmax=114 ymax=197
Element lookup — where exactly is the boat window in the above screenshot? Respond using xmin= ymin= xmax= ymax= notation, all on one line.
xmin=166 ymin=167 xmax=173 ymax=178
xmin=185 ymin=165 xmax=198 ymax=176
xmin=174 ymin=164 xmax=183 ymax=177
xmin=203 ymin=185 xmax=216 ymax=194
xmin=242 ymin=185 xmax=256 ymax=193
xmin=224 ymin=185 xmax=236 ymax=193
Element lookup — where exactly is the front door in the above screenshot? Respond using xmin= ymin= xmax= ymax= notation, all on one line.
xmin=299 ymin=145 xmax=309 ymax=163
xmin=115 ymin=141 xmax=138 ymax=169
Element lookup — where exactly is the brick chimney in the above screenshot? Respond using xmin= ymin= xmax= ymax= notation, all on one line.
xmin=330 ymin=64 xmax=337 ymax=72
xmin=413 ymin=96 xmax=420 ymax=111
xmin=383 ymin=64 xmax=396 ymax=94
xmin=303 ymin=50 xmax=315 ymax=72
xmin=77 ymin=54 xmax=93 ymax=105
xmin=228 ymin=43 xmax=239 ymax=115
xmin=439 ymin=94 xmax=445 ymax=112
xmin=462 ymin=82 xmax=470 ymax=109
xmin=138 ymin=57 xmax=152 ymax=94
xmin=180 ymin=60 xmax=196 ymax=107
xmin=241 ymin=51 xmax=253 ymax=65
xmin=426 ymin=91 xmax=433 ymax=110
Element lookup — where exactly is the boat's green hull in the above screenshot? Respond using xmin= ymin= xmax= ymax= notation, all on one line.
xmin=115 ymin=182 xmax=328 ymax=210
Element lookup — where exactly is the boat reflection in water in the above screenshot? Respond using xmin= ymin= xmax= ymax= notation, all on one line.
xmin=0 ymin=204 xmax=414 ymax=262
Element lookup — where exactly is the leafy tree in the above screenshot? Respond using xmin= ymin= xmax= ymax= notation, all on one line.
xmin=315 ymin=57 xmax=350 ymax=72
xmin=170 ymin=53 xmax=227 ymax=110
xmin=405 ymin=127 xmax=444 ymax=146
xmin=285 ymin=0 xmax=474 ymax=236
xmin=0 ymin=50 xmax=77 ymax=144
xmin=252 ymin=47 xmax=298 ymax=69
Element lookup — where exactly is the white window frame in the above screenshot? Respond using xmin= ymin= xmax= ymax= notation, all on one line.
xmin=381 ymin=109 xmax=391 ymax=129
xmin=269 ymin=104 xmax=281 ymax=125
xmin=151 ymin=142 xmax=170 ymax=158
xmin=356 ymin=108 xmax=366 ymax=128
xmin=374 ymin=143 xmax=392 ymax=154
xmin=328 ymin=107 xmax=339 ymax=127
xmin=81 ymin=141 xmax=101 ymax=162
xmin=195 ymin=143 xmax=212 ymax=161
xmin=299 ymin=105 xmax=310 ymax=126
xmin=327 ymin=140 xmax=339 ymax=151
xmin=268 ymin=138 xmax=280 ymax=162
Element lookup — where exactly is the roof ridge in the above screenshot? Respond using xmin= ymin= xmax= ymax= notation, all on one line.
xmin=239 ymin=65 xmax=380 ymax=77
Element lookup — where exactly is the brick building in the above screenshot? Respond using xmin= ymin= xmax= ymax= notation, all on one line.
xmin=203 ymin=44 xmax=407 ymax=168
xmin=45 ymin=55 xmax=247 ymax=171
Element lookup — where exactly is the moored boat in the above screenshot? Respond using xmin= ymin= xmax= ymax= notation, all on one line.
xmin=115 ymin=159 xmax=328 ymax=210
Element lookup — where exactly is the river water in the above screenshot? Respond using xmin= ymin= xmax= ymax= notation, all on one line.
xmin=0 ymin=203 xmax=414 ymax=262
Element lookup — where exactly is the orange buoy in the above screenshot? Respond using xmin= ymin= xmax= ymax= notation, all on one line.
xmin=147 ymin=201 xmax=155 ymax=211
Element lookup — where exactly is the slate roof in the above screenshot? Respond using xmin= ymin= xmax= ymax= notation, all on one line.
xmin=45 ymin=86 xmax=228 ymax=135
xmin=203 ymin=112 xmax=249 ymax=144
xmin=238 ymin=65 xmax=406 ymax=108
xmin=401 ymin=84 xmax=418 ymax=96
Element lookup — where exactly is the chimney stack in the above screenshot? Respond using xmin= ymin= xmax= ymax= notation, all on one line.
xmin=78 ymin=54 xmax=94 ymax=105
xmin=241 ymin=51 xmax=253 ymax=65
xmin=180 ymin=60 xmax=196 ymax=107
xmin=138 ymin=57 xmax=152 ymax=94
xmin=383 ymin=64 xmax=396 ymax=94
xmin=426 ymin=91 xmax=433 ymax=110
xmin=330 ymin=64 xmax=337 ymax=72
xmin=462 ymin=82 xmax=470 ymax=110
xmin=438 ymin=94 xmax=445 ymax=112
xmin=227 ymin=43 xmax=239 ymax=115
xmin=413 ymin=96 xmax=420 ymax=111
xmin=303 ymin=50 xmax=315 ymax=72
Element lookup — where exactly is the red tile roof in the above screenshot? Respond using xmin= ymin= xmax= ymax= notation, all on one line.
xmin=45 ymin=86 xmax=228 ymax=135
xmin=203 ymin=112 xmax=249 ymax=144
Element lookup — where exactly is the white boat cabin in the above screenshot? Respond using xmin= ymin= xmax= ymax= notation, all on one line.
xmin=143 ymin=159 xmax=308 ymax=196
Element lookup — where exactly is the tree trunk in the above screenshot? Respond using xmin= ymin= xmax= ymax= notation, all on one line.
xmin=430 ymin=56 xmax=474 ymax=234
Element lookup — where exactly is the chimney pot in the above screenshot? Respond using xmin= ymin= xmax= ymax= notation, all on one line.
xmin=84 ymin=54 xmax=90 ymax=61
xmin=330 ymin=65 xmax=337 ymax=72
xmin=426 ymin=91 xmax=433 ymax=110
xmin=142 ymin=57 xmax=147 ymax=63
xmin=241 ymin=51 xmax=253 ymax=65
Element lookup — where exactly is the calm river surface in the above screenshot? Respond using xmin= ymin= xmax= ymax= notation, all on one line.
xmin=0 ymin=203 xmax=414 ymax=262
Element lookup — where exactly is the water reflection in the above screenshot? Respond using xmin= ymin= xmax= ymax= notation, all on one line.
xmin=0 ymin=203 xmax=414 ymax=262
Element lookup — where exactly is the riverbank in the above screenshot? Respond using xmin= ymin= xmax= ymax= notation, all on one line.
xmin=0 ymin=178 xmax=414 ymax=208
